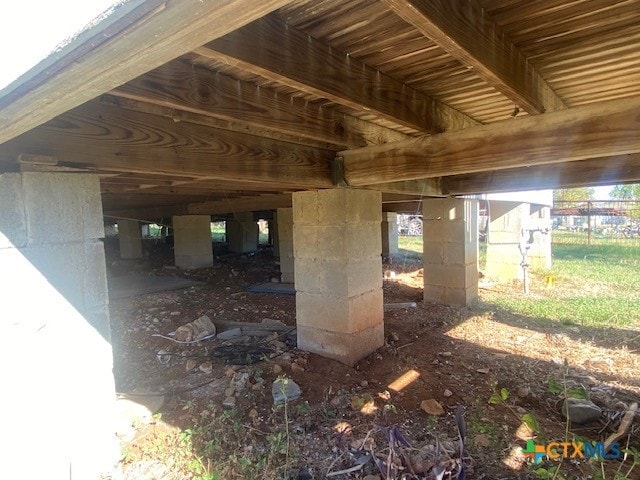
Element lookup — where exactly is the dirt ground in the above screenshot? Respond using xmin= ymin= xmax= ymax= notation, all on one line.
xmin=108 ymin=240 xmax=640 ymax=480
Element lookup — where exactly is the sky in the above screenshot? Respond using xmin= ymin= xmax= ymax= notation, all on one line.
xmin=0 ymin=1 xmax=118 ymax=92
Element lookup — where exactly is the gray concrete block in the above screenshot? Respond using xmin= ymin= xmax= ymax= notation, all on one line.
xmin=84 ymin=240 xmax=109 ymax=310
xmin=295 ymin=257 xmax=382 ymax=296
xmin=296 ymin=322 xmax=384 ymax=366
xmin=0 ymin=173 xmax=27 ymax=249
xmin=292 ymin=190 xmax=319 ymax=226
xmin=22 ymin=173 xmax=104 ymax=245
xmin=295 ymin=289 xmax=383 ymax=334
xmin=118 ymin=219 xmax=142 ymax=259
xmin=276 ymin=208 xmax=293 ymax=238
xmin=174 ymin=215 xmax=214 ymax=267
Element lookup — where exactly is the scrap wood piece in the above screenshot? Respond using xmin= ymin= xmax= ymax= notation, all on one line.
xmin=384 ymin=302 xmax=417 ymax=311
xmin=604 ymin=402 xmax=638 ymax=451
xmin=213 ymin=318 xmax=294 ymax=337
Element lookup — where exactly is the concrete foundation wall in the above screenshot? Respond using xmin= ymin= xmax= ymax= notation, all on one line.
xmin=226 ymin=211 xmax=258 ymax=253
xmin=276 ymin=208 xmax=295 ymax=283
xmin=485 ymin=201 xmax=529 ymax=281
xmin=423 ymin=198 xmax=478 ymax=306
xmin=381 ymin=212 xmax=399 ymax=258
xmin=173 ymin=215 xmax=213 ymax=269
xmin=118 ymin=218 xmax=142 ymax=259
xmin=293 ymin=189 xmax=384 ymax=365
xmin=528 ymin=205 xmax=552 ymax=270
xmin=0 ymin=172 xmax=117 ymax=479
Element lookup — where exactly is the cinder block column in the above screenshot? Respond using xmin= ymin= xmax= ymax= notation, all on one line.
xmin=528 ymin=205 xmax=552 ymax=270
xmin=173 ymin=215 xmax=213 ymax=269
xmin=118 ymin=219 xmax=142 ymax=259
xmin=271 ymin=212 xmax=280 ymax=256
xmin=293 ymin=189 xmax=384 ymax=365
xmin=0 ymin=173 xmax=117 ymax=479
xmin=276 ymin=208 xmax=295 ymax=283
xmin=381 ymin=212 xmax=399 ymax=259
xmin=485 ymin=201 xmax=530 ymax=281
xmin=423 ymin=198 xmax=478 ymax=306
xmin=226 ymin=211 xmax=258 ymax=253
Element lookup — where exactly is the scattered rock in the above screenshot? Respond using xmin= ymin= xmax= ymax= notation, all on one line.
xmin=476 ymin=368 xmax=490 ymax=374
xmin=217 ymin=327 xmax=242 ymax=340
xmin=270 ymin=277 xmax=280 ymax=283
xmin=156 ymin=349 xmax=171 ymax=364
xmin=223 ymin=396 xmax=236 ymax=408
xmin=516 ymin=386 xmax=530 ymax=398
xmin=185 ymin=359 xmax=198 ymax=371
xmin=272 ymin=364 xmax=283 ymax=374
xmin=224 ymin=387 xmax=235 ymax=398
xmin=291 ymin=363 xmax=305 ymax=373
xmin=363 ymin=475 xmax=381 ymax=480
xmin=421 ymin=399 xmax=445 ymax=416
xmin=225 ymin=366 xmax=237 ymax=378
xmin=475 ymin=434 xmax=491 ymax=448
xmin=249 ymin=408 xmax=259 ymax=419
xmin=230 ymin=372 xmax=250 ymax=391
xmin=438 ymin=351 xmax=452 ymax=357
xmin=444 ymin=389 xmax=453 ymax=397
xmin=199 ymin=362 xmax=213 ymax=374
xmin=175 ymin=314 xmax=216 ymax=342
xmin=361 ymin=380 xmax=369 ymax=387
xmin=272 ymin=378 xmax=301 ymax=404
xmin=170 ymin=311 xmax=181 ymax=316
xmin=562 ymin=398 xmax=602 ymax=424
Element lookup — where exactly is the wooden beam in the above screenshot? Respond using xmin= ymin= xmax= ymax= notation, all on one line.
xmin=444 ymin=154 xmax=640 ymax=195
xmin=188 ymin=194 xmax=293 ymax=215
xmin=1 ymin=101 xmax=334 ymax=188
xmin=196 ymin=15 xmax=477 ymax=133
xmin=112 ymin=61 xmax=408 ymax=148
xmin=341 ymin=96 xmax=640 ymax=186
xmin=0 ymin=0 xmax=293 ymax=143
xmin=381 ymin=0 xmax=565 ymax=115
xmin=366 ymin=179 xmax=442 ymax=196
xmin=104 ymin=205 xmax=190 ymax=220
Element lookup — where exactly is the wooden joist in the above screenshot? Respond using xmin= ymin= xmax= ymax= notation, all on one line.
xmin=0 ymin=0 xmax=293 ymax=143
xmin=382 ymin=0 xmax=565 ymax=115
xmin=196 ymin=15 xmax=478 ymax=134
xmin=112 ymin=61 xmax=409 ymax=148
xmin=341 ymin=96 xmax=640 ymax=186
xmin=444 ymin=154 xmax=640 ymax=195
xmin=188 ymin=194 xmax=293 ymax=215
xmin=1 ymin=101 xmax=334 ymax=188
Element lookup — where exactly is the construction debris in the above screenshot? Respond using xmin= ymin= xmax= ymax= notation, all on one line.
xmin=174 ymin=314 xmax=216 ymax=342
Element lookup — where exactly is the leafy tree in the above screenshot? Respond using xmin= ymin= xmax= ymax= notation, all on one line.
xmin=610 ymin=184 xmax=640 ymax=200
xmin=553 ymin=187 xmax=595 ymax=204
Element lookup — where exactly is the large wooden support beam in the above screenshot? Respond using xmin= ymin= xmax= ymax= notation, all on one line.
xmin=112 ymin=61 xmax=408 ymax=148
xmin=196 ymin=16 xmax=477 ymax=134
xmin=188 ymin=194 xmax=293 ymax=215
xmin=1 ymin=102 xmax=334 ymax=188
xmin=341 ymin=96 xmax=640 ymax=186
xmin=381 ymin=0 xmax=565 ymax=115
xmin=365 ymin=179 xmax=442 ymax=196
xmin=444 ymin=154 xmax=640 ymax=195
xmin=0 ymin=0 xmax=293 ymax=143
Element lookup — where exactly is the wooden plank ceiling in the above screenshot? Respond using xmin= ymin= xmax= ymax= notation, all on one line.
xmin=2 ymin=0 xmax=640 ymax=218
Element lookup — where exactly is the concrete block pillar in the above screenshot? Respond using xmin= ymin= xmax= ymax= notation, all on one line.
xmin=423 ymin=198 xmax=479 ymax=306
xmin=485 ymin=201 xmax=530 ymax=281
xmin=173 ymin=215 xmax=213 ymax=269
xmin=381 ymin=212 xmax=399 ymax=258
xmin=226 ymin=211 xmax=258 ymax=253
xmin=276 ymin=208 xmax=295 ymax=283
xmin=528 ymin=205 xmax=552 ymax=270
xmin=0 ymin=173 xmax=117 ymax=478
xmin=118 ymin=218 xmax=142 ymax=259
xmin=293 ymin=189 xmax=384 ymax=365
xmin=271 ymin=212 xmax=280 ymax=256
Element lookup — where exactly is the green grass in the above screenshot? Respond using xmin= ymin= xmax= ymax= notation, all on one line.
xmin=399 ymin=234 xmax=640 ymax=328
xmin=484 ymin=242 xmax=640 ymax=328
